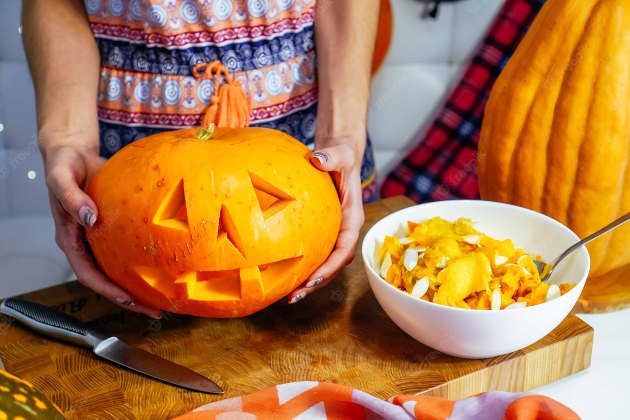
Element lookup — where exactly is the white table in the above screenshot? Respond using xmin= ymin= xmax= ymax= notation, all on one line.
xmin=535 ymin=308 xmax=630 ymax=417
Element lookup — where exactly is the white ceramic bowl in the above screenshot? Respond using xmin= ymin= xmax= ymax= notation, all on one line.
xmin=362 ymin=200 xmax=590 ymax=359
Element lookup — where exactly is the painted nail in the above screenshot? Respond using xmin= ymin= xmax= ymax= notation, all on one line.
xmin=288 ymin=291 xmax=306 ymax=304
xmin=306 ymin=277 xmax=323 ymax=288
xmin=116 ymin=297 xmax=134 ymax=306
xmin=312 ymin=152 xmax=329 ymax=166
xmin=79 ymin=205 xmax=97 ymax=227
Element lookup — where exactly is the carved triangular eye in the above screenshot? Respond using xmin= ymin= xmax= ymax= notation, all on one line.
xmin=249 ymin=172 xmax=294 ymax=220
xmin=217 ymin=205 xmax=246 ymax=257
xmin=153 ymin=179 xmax=190 ymax=232
xmin=174 ymin=202 xmax=188 ymax=222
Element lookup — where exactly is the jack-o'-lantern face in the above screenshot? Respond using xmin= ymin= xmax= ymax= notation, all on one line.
xmin=86 ymin=127 xmax=341 ymax=317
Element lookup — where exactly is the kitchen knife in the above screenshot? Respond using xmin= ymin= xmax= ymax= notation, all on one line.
xmin=0 ymin=298 xmax=223 ymax=394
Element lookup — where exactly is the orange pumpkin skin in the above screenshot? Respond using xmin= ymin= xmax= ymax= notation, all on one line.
xmin=478 ymin=0 xmax=630 ymax=278
xmin=86 ymin=127 xmax=341 ymax=318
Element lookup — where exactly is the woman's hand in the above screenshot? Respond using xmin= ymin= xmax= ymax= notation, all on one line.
xmin=43 ymin=143 xmax=162 ymax=319
xmin=287 ymin=138 xmax=365 ymax=304
xmin=23 ymin=0 xmax=161 ymax=318
xmin=289 ymin=0 xmax=378 ymax=303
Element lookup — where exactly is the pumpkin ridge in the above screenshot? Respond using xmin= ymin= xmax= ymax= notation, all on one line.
xmin=540 ymin=1 xmax=607 ymax=225
xmin=605 ymin=8 xmax=630 ymax=272
xmin=505 ymin=76 xmax=547 ymax=207
xmin=606 ymin=152 xmax=630 ymax=273
xmin=566 ymin=1 xmax=630 ymax=274
xmin=596 ymin=1 xmax=630 ymax=274
xmin=481 ymin=59 xmax=519 ymax=202
xmin=513 ymin=1 xmax=600 ymax=211
xmin=503 ymin=3 xmax=561 ymax=206
xmin=564 ymin=2 xmax=615 ymax=268
xmin=539 ymin=1 xmax=602 ymax=218
xmin=481 ymin=0 xmax=574 ymax=203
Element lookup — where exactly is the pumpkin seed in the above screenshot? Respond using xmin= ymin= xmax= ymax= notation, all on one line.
xmin=491 ymin=289 xmax=502 ymax=311
xmin=403 ymin=248 xmax=419 ymax=271
xmin=494 ymin=255 xmax=508 ymax=266
xmin=546 ymin=284 xmax=561 ymax=302
xmin=380 ymin=253 xmax=392 ymax=278
xmin=505 ymin=301 xmax=527 ymax=310
xmin=462 ymin=235 xmax=481 ymax=245
xmin=411 ymin=277 xmax=430 ymax=299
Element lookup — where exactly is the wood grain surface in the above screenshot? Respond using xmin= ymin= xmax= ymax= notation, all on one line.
xmin=0 ymin=197 xmax=593 ymax=420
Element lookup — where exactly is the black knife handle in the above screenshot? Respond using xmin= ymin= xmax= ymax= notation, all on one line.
xmin=0 ymin=298 xmax=103 ymax=348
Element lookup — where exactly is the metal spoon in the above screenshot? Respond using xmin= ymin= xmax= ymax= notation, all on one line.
xmin=534 ymin=211 xmax=630 ymax=282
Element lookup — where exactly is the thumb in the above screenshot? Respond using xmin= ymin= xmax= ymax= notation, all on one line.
xmin=310 ymin=144 xmax=357 ymax=172
xmin=47 ymin=168 xmax=98 ymax=227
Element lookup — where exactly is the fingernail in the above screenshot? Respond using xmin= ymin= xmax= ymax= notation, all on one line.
xmin=79 ymin=205 xmax=97 ymax=227
xmin=288 ymin=291 xmax=306 ymax=304
xmin=311 ymin=152 xmax=328 ymax=166
xmin=306 ymin=277 xmax=323 ymax=288
xmin=116 ymin=297 xmax=134 ymax=306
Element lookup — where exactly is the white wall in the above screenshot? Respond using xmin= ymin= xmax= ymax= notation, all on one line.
xmin=368 ymin=0 xmax=504 ymax=183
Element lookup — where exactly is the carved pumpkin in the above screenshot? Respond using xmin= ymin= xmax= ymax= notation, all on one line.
xmin=478 ymin=0 xmax=630 ymax=278
xmin=0 ymin=368 xmax=64 ymax=419
xmin=86 ymin=127 xmax=341 ymax=317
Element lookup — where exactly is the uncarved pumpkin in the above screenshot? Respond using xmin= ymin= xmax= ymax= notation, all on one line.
xmin=478 ymin=0 xmax=630 ymax=278
xmin=86 ymin=127 xmax=341 ymax=318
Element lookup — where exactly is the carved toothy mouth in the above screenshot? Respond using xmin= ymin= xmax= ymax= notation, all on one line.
xmin=134 ymin=255 xmax=303 ymax=304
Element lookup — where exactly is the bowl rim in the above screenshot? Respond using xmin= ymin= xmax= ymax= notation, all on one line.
xmin=361 ymin=199 xmax=591 ymax=314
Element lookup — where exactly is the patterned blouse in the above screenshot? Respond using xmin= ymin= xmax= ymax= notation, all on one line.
xmin=84 ymin=0 xmax=377 ymax=202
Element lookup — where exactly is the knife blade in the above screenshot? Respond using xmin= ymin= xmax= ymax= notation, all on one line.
xmin=0 ymin=297 xmax=223 ymax=394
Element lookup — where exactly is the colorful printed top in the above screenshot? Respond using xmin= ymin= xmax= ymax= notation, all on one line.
xmin=84 ymin=0 xmax=377 ymax=201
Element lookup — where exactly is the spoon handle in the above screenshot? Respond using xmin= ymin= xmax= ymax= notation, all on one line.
xmin=552 ymin=211 xmax=630 ymax=268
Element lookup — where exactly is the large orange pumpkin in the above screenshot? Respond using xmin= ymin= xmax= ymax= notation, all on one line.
xmin=478 ymin=0 xmax=630 ymax=279
xmin=86 ymin=126 xmax=341 ymax=318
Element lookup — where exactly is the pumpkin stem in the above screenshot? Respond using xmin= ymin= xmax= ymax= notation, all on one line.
xmin=193 ymin=61 xmax=251 ymax=129
xmin=197 ymin=123 xmax=216 ymax=141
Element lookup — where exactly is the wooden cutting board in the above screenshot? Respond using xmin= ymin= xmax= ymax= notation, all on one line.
xmin=0 ymin=196 xmax=593 ymax=420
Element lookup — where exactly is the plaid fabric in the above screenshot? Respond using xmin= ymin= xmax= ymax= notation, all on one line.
xmin=381 ymin=0 xmax=547 ymax=202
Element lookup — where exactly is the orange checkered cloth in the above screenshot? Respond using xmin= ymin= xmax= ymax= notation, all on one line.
xmin=173 ymin=381 xmax=580 ymax=419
